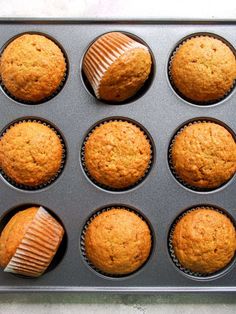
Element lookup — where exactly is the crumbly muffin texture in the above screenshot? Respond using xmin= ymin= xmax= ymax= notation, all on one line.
xmin=84 ymin=208 xmax=152 ymax=275
xmin=170 ymin=36 xmax=236 ymax=103
xmin=84 ymin=121 xmax=151 ymax=189
xmin=0 ymin=34 xmax=66 ymax=102
xmin=0 ymin=121 xmax=63 ymax=186
xmin=171 ymin=122 xmax=236 ymax=189
xmin=0 ymin=207 xmax=38 ymax=268
xmin=172 ymin=208 xmax=236 ymax=274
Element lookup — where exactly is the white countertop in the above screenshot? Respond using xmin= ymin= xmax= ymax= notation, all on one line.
xmin=0 ymin=0 xmax=236 ymax=313
xmin=1 ymin=0 xmax=236 ymax=19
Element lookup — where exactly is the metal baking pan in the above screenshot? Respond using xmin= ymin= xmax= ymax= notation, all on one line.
xmin=0 ymin=18 xmax=235 ymax=292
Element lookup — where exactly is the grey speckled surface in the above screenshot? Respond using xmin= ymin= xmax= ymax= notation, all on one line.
xmin=0 ymin=293 xmax=236 ymax=313
xmin=0 ymin=0 xmax=236 ymax=312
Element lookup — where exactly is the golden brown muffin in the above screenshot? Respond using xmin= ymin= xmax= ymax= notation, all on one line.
xmin=170 ymin=36 xmax=236 ymax=103
xmin=83 ymin=32 xmax=152 ymax=102
xmin=172 ymin=208 xmax=236 ymax=274
xmin=84 ymin=121 xmax=151 ymax=189
xmin=171 ymin=122 xmax=236 ymax=189
xmin=0 ymin=34 xmax=66 ymax=102
xmin=0 ymin=121 xmax=63 ymax=187
xmin=0 ymin=206 xmax=64 ymax=277
xmin=84 ymin=208 xmax=152 ymax=275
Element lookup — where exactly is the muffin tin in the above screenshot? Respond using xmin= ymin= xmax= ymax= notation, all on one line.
xmin=0 ymin=18 xmax=235 ymax=292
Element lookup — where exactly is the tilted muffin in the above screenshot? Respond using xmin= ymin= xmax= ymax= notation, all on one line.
xmin=0 ymin=207 xmax=64 ymax=277
xmin=170 ymin=36 xmax=236 ymax=103
xmin=0 ymin=121 xmax=63 ymax=187
xmin=84 ymin=208 xmax=152 ymax=275
xmin=83 ymin=32 xmax=152 ymax=102
xmin=172 ymin=208 xmax=236 ymax=274
xmin=84 ymin=121 xmax=151 ymax=189
xmin=0 ymin=34 xmax=66 ymax=102
xmin=171 ymin=122 xmax=236 ymax=189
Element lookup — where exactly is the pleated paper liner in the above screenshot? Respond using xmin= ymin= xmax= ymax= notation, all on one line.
xmin=4 ymin=206 xmax=64 ymax=277
xmin=168 ymin=118 xmax=236 ymax=192
xmin=80 ymin=205 xmax=154 ymax=278
xmin=82 ymin=31 xmax=154 ymax=104
xmin=168 ymin=205 xmax=236 ymax=280
xmin=0 ymin=32 xmax=68 ymax=105
xmin=81 ymin=117 xmax=154 ymax=192
xmin=168 ymin=32 xmax=236 ymax=106
xmin=0 ymin=118 xmax=67 ymax=190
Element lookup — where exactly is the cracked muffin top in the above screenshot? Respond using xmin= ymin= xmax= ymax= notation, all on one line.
xmin=84 ymin=120 xmax=151 ymax=189
xmin=0 ymin=34 xmax=66 ymax=102
xmin=0 ymin=121 xmax=63 ymax=187
xmin=170 ymin=36 xmax=236 ymax=103
xmin=84 ymin=208 xmax=152 ymax=275
xmin=172 ymin=208 xmax=236 ymax=274
xmin=171 ymin=122 xmax=236 ymax=189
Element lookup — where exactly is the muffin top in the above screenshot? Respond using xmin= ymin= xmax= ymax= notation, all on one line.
xmin=84 ymin=208 xmax=152 ymax=275
xmin=0 ymin=207 xmax=38 ymax=268
xmin=0 ymin=121 xmax=63 ymax=187
xmin=0 ymin=34 xmax=66 ymax=102
xmin=84 ymin=121 xmax=151 ymax=189
xmin=83 ymin=32 xmax=152 ymax=102
xmin=170 ymin=36 xmax=236 ymax=103
xmin=171 ymin=122 xmax=236 ymax=189
xmin=172 ymin=208 xmax=236 ymax=274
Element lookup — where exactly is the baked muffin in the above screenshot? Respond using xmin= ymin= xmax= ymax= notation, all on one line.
xmin=170 ymin=36 xmax=236 ymax=103
xmin=84 ymin=120 xmax=151 ymax=189
xmin=0 ymin=34 xmax=66 ymax=102
xmin=172 ymin=208 xmax=236 ymax=274
xmin=0 ymin=121 xmax=63 ymax=187
xmin=0 ymin=206 xmax=64 ymax=277
xmin=83 ymin=32 xmax=152 ymax=102
xmin=84 ymin=208 xmax=152 ymax=275
xmin=171 ymin=122 xmax=236 ymax=189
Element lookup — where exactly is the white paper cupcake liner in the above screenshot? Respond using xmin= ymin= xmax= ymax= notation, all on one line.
xmin=4 ymin=206 xmax=64 ymax=277
xmin=83 ymin=32 xmax=149 ymax=99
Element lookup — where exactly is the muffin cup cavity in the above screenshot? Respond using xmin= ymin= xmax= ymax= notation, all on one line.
xmin=81 ymin=31 xmax=155 ymax=105
xmin=0 ymin=32 xmax=69 ymax=105
xmin=4 ymin=206 xmax=63 ymax=277
xmin=0 ymin=118 xmax=67 ymax=190
xmin=168 ymin=33 xmax=236 ymax=106
xmin=168 ymin=205 xmax=236 ymax=280
xmin=81 ymin=117 xmax=154 ymax=192
xmin=80 ymin=205 xmax=153 ymax=278
xmin=168 ymin=118 xmax=236 ymax=192
xmin=0 ymin=204 xmax=67 ymax=278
